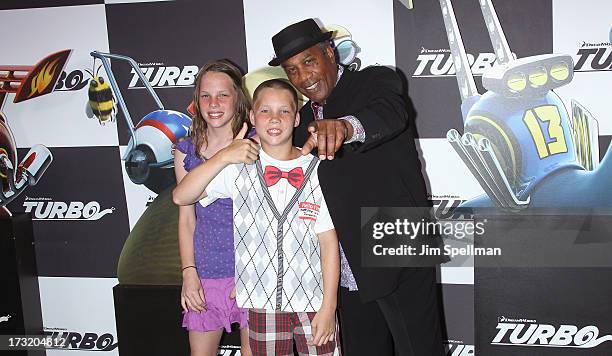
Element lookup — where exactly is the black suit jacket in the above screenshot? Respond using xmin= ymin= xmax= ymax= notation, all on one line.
xmin=295 ymin=66 xmax=433 ymax=302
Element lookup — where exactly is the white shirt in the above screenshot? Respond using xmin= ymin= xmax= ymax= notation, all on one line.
xmin=201 ymin=150 xmax=333 ymax=312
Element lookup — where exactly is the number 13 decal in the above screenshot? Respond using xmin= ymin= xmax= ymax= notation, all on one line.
xmin=523 ymin=105 xmax=568 ymax=159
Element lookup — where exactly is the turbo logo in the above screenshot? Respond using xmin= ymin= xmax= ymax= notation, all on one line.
xmin=54 ymin=69 xmax=90 ymax=91
xmin=23 ymin=197 xmax=115 ymax=221
xmin=431 ymin=197 xmax=470 ymax=220
xmin=44 ymin=330 xmax=118 ymax=351
xmin=413 ymin=49 xmax=504 ymax=77
xmin=492 ymin=318 xmax=612 ymax=348
xmin=218 ymin=346 xmax=241 ymax=355
xmin=128 ymin=64 xmax=199 ymax=89
xmin=445 ymin=342 xmax=474 ymax=356
xmin=573 ymin=41 xmax=612 ymax=72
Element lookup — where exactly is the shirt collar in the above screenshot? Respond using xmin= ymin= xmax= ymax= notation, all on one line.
xmin=336 ymin=65 xmax=344 ymax=85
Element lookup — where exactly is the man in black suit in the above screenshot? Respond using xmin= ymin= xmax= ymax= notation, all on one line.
xmin=269 ymin=19 xmax=445 ymax=356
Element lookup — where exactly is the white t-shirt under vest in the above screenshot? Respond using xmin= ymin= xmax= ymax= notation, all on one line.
xmin=201 ymin=149 xmax=333 ymax=312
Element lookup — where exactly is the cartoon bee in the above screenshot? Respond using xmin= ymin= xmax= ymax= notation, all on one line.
xmin=85 ymin=63 xmax=116 ymax=125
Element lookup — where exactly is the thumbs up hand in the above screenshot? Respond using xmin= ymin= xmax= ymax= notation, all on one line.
xmin=220 ymin=123 xmax=260 ymax=165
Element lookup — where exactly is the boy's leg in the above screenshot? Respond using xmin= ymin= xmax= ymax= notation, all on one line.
xmin=248 ymin=309 xmax=294 ymax=356
xmin=293 ymin=311 xmax=340 ymax=356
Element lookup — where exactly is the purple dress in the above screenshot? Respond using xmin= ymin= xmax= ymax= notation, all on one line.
xmin=176 ymin=137 xmax=234 ymax=279
xmin=176 ymin=137 xmax=247 ymax=333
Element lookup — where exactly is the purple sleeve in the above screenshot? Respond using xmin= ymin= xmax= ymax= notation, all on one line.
xmin=175 ymin=137 xmax=201 ymax=172
xmin=247 ymin=127 xmax=256 ymax=138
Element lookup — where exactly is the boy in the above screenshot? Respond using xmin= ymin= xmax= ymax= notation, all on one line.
xmin=173 ymin=79 xmax=340 ymax=355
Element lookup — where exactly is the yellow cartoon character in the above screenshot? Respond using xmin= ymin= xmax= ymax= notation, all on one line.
xmin=85 ymin=64 xmax=116 ymax=125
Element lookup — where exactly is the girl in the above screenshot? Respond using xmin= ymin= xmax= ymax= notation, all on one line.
xmin=174 ymin=59 xmax=252 ymax=356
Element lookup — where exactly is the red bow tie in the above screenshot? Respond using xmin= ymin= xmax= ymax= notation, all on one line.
xmin=263 ymin=166 xmax=304 ymax=189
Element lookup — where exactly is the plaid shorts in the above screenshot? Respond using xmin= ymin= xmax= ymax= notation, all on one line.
xmin=248 ymin=309 xmax=341 ymax=356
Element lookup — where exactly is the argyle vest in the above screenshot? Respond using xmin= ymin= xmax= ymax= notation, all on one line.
xmin=232 ymin=156 xmax=325 ymax=312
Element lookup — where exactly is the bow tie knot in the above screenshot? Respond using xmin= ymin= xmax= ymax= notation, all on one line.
xmin=263 ymin=166 xmax=304 ymax=189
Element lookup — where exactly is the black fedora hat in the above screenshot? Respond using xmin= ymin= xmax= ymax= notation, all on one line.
xmin=269 ymin=19 xmax=333 ymax=66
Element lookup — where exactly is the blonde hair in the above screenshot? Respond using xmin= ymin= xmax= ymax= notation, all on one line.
xmin=190 ymin=59 xmax=250 ymax=158
xmin=252 ymin=78 xmax=298 ymax=111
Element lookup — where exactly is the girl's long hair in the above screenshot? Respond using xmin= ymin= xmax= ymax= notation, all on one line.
xmin=190 ymin=59 xmax=250 ymax=158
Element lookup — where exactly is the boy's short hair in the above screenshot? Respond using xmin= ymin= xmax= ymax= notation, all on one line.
xmin=252 ymin=79 xmax=299 ymax=111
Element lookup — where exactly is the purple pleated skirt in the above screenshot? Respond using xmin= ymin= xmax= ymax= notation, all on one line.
xmin=182 ymin=277 xmax=248 ymax=333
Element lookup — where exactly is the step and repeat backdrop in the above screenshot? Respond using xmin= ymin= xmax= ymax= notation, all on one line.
xmin=1 ymin=0 xmax=611 ymax=355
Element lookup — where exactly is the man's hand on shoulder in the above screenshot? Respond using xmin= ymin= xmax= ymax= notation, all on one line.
xmin=301 ymin=119 xmax=353 ymax=160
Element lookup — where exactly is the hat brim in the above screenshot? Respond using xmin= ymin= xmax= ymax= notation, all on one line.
xmin=268 ymin=31 xmax=333 ymax=66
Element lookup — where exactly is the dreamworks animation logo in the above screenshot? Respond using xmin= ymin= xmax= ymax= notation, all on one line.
xmin=23 ymin=197 xmax=115 ymax=221
xmin=128 ymin=62 xmax=198 ymax=89
xmin=413 ymin=47 xmax=510 ymax=77
xmin=492 ymin=316 xmax=612 ymax=348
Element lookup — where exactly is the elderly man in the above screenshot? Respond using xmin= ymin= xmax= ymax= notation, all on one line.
xmin=269 ymin=19 xmax=445 ymax=356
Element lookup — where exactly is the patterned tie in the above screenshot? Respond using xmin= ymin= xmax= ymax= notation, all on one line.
xmin=263 ymin=166 xmax=304 ymax=189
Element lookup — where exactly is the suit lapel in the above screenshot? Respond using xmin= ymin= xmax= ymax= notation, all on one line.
xmin=323 ymin=65 xmax=354 ymax=117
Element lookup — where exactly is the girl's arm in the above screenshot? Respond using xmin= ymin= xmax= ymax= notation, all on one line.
xmin=310 ymin=228 xmax=340 ymax=346
xmin=174 ymin=150 xmax=205 ymax=312
xmin=172 ymin=124 xmax=259 ymax=205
